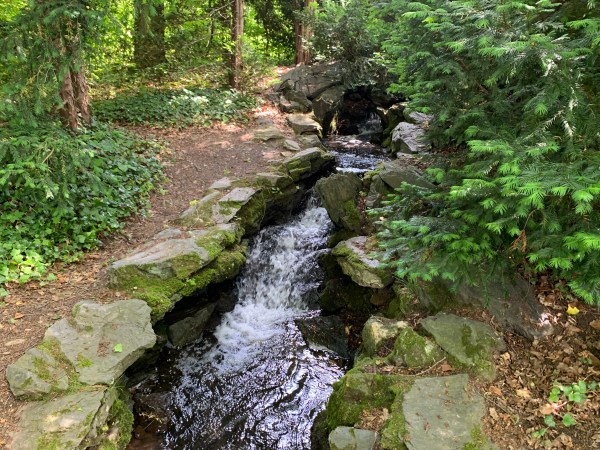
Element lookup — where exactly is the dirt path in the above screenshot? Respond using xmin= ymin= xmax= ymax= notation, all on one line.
xmin=0 ymin=103 xmax=294 ymax=447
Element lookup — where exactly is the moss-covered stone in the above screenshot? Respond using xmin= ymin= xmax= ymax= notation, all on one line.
xmin=361 ymin=316 xmax=408 ymax=357
xmin=380 ymin=384 xmax=411 ymax=450
xmin=332 ymin=237 xmax=393 ymax=289
xmin=388 ymin=328 xmax=446 ymax=369
xmin=384 ymin=284 xmax=416 ymax=319
xmin=319 ymin=278 xmax=374 ymax=313
xmin=325 ymin=367 xmax=410 ymax=431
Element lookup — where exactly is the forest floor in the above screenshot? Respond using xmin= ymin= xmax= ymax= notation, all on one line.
xmin=0 ymin=91 xmax=599 ymax=450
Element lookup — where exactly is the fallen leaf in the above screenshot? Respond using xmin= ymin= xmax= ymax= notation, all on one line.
xmin=590 ymin=319 xmax=600 ymax=331
xmin=516 ymin=388 xmax=532 ymax=399
xmin=489 ymin=407 xmax=499 ymax=420
xmin=113 ymin=343 xmax=123 ymax=353
xmin=440 ymin=363 xmax=453 ymax=372
xmin=490 ymin=386 xmax=503 ymax=397
xmin=540 ymin=404 xmax=554 ymax=415
xmin=567 ymin=305 xmax=580 ymax=315
xmin=14 ymin=312 xmax=24 ymax=319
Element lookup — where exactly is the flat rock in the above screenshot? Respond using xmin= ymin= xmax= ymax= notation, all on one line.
xmin=298 ymin=134 xmax=323 ymax=149
xmin=10 ymin=388 xmax=115 ymax=450
xmin=329 ymin=426 xmax=378 ymax=450
xmin=391 ymin=122 xmax=429 ymax=154
xmin=6 ymin=348 xmax=69 ymax=399
xmin=168 ymin=304 xmax=215 ymax=347
xmin=315 ymin=173 xmax=363 ymax=232
xmin=254 ymin=172 xmax=294 ymax=190
xmin=252 ymin=125 xmax=286 ymax=142
xmin=421 ymin=313 xmax=505 ymax=380
xmin=209 ymin=177 xmax=237 ymax=190
xmin=277 ymin=62 xmax=344 ymax=99
xmin=402 ymin=374 xmax=492 ymax=450
xmin=45 ymin=300 xmax=156 ymax=385
xmin=280 ymin=148 xmax=335 ymax=182
xmin=283 ymin=139 xmax=302 ymax=152
xmin=361 ymin=316 xmax=408 ymax=357
xmin=332 ymin=237 xmax=393 ymax=288
xmin=287 ymin=113 xmax=323 ymax=135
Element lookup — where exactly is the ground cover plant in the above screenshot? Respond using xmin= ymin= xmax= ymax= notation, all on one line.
xmin=0 ymin=124 xmax=163 ymax=290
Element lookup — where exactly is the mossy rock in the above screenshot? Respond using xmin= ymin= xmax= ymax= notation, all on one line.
xmin=380 ymin=384 xmax=410 ymax=450
xmin=332 ymin=237 xmax=392 ymax=289
xmin=361 ymin=316 xmax=408 ymax=357
xmin=325 ymin=368 xmax=411 ymax=431
xmin=319 ymin=277 xmax=374 ymax=313
xmin=388 ymin=328 xmax=445 ymax=369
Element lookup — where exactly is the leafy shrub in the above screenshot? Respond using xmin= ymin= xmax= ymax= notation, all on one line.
xmin=0 ymin=124 xmax=163 ymax=289
xmin=93 ymin=87 xmax=258 ymax=127
xmin=374 ymin=1 xmax=600 ymax=304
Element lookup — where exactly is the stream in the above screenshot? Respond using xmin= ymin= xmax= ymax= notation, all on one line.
xmin=129 ymin=129 xmax=387 ymax=450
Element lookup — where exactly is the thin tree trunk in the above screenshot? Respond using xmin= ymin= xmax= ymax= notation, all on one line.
xmin=229 ymin=0 xmax=244 ymax=89
xmin=134 ymin=1 xmax=167 ymax=69
xmin=72 ymin=67 xmax=91 ymax=126
xmin=294 ymin=0 xmax=314 ymax=65
xmin=59 ymin=71 xmax=79 ymax=130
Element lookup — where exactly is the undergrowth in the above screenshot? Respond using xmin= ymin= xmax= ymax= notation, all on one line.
xmin=93 ymin=87 xmax=258 ymax=128
xmin=0 ymin=124 xmax=163 ymax=292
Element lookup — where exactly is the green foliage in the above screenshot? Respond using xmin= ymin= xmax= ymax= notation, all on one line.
xmin=0 ymin=124 xmax=162 ymax=288
xmin=94 ymin=87 xmax=258 ymax=127
xmin=533 ymin=380 xmax=598 ymax=438
xmin=374 ymin=0 xmax=600 ymax=305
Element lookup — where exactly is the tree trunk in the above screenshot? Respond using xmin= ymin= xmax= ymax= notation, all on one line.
xmin=229 ymin=0 xmax=244 ymax=89
xmin=294 ymin=0 xmax=314 ymax=65
xmin=134 ymin=0 xmax=167 ymax=69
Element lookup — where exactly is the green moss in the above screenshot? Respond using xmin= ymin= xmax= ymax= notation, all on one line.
xmin=388 ymin=328 xmax=445 ymax=369
xmin=380 ymin=383 xmax=412 ymax=450
xmin=341 ymin=199 xmax=362 ymax=232
xmin=385 ymin=284 xmax=416 ymax=319
xmin=235 ymin=193 xmax=266 ymax=235
xmin=462 ymin=426 xmax=493 ymax=450
xmin=32 ymin=357 xmax=52 ymax=381
xmin=325 ymin=369 xmax=410 ymax=431
xmin=102 ymin=388 xmax=135 ymax=450
xmin=36 ymin=433 xmax=61 ymax=450
xmin=77 ymin=354 xmax=94 ymax=368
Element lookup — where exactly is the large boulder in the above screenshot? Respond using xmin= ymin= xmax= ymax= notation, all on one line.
xmin=295 ymin=315 xmax=351 ymax=359
xmin=10 ymin=384 xmax=133 ymax=450
xmin=313 ymin=85 xmax=346 ymax=134
xmin=279 ymin=148 xmax=335 ymax=182
xmin=252 ymin=124 xmax=286 ymax=142
xmin=388 ymin=328 xmax=445 ymax=369
xmin=277 ymin=62 xmax=344 ymax=100
xmin=332 ymin=237 xmax=393 ymax=289
xmin=329 ymin=427 xmax=378 ymax=450
xmin=415 ymin=273 xmax=554 ymax=340
xmin=107 ymin=224 xmax=243 ymax=319
xmin=366 ymin=162 xmax=435 ymax=208
xmin=361 ymin=316 xmax=408 ymax=357
xmin=390 ymin=122 xmax=430 ymax=154
xmin=298 ymin=134 xmax=324 ymax=149
xmin=45 ymin=300 xmax=156 ymax=386
xmin=393 ymin=374 xmax=492 ymax=450
xmin=167 ymin=303 xmax=215 ymax=347
xmin=287 ymin=113 xmax=323 ymax=136
xmin=421 ymin=313 xmax=505 ymax=381
xmin=315 ymin=173 xmax=363 ymax=233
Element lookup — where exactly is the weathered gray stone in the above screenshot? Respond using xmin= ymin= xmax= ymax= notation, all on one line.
xmin=152 ymin=228 xmax=184 ymax=241
xmin=168 ymin=304 xmax=215 ymax=347
xmin=403 ymin=110 xmax=433 ymax=126
xmin=10 ymin=388 xmax=115 ymax=450
xmin=277 ymin=62 xmax=344 ymax=99
xmin=298 ymin=134 xmax=324 ymax=149
xmin=390 ymin=122 xmax=429 ymax=154
xmin=400 ymin=375 xmax=493 ymax=450
xmin=361 ymin=316 xmax=408 ymax=357
xmin=388 ymin=327 xmax=445 ymax=369
xmin=6 ymin=348 xmax=69 ymax=399
xmin=421 ymin=313 xmax=505 ymax=380
xmin=178 ymin=186 xmax=262 ymax=230
xmin=280 ymin=148 xmax=335 ymax=182
xmin=278 ymin=89 xmax=312 ymax=113
xmin=295 ymin=315 xmax=350 ymax=358
xmin=252 ymin=125 xmax=286 ymax=142
xmin=209 ymin=177 xmax=237 ymax=191
xmin=315 ymin=173 xmax=362 ymax=232
xmin=283 ymin=139 xmax=302 ymax=152
xmin=254 ymin=172 xmax=294 ymax=190
xmin=415 ymin=274 xmax=554 ymax=340
xmin=45 ymin=300 xmax=156 ymax=386
xmin=332 ymin=237 xmax=393 ymax=288
xmin=287 ymin=113 xmax=323 ymax=136
xmin=313 ymin=85 xmax=346 ymax=133
xmin=329 ymin=427 xmax=378 ymax=450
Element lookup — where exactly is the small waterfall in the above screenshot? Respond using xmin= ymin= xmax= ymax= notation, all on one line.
xmin=357 ymin=111 xmax=383 ymax=137
xmin=152 ymin=197 xmax=345 ymax=450
xmin=209 ymin=197 xmax=333 ymax=370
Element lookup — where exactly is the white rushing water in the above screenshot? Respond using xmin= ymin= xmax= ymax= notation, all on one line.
xmin=207 ymin=198 xmax=333 ymax=370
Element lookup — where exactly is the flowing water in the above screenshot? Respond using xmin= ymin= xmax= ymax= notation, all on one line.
xmin=131 ymin=129 xmax=386 ymax=450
